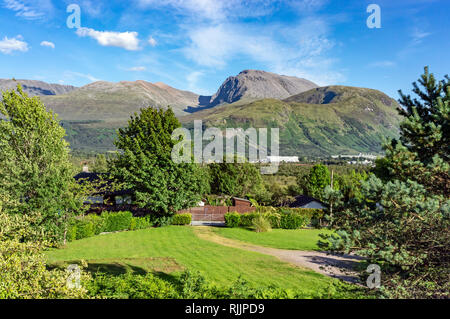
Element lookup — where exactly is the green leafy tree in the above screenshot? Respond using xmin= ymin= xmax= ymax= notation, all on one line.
xmin=299 ymin=164 xmax=330 ymax=200
xmin=91 ymin=153 xmax=108 ymax=173
xmin=0 ymin=86 xmax=82 ymax=244
xmin=320 ymin=68 xmax=450 ymax=298
xmin=110 ymin=107 xmax=207 ymax=214
xmin=208 ymin=160 xmax=265 ymax=199
xmin=0 ymin=206 xmax=91 ymax=298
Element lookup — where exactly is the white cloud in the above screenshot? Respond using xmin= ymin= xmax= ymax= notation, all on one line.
xmin=64 ymin=71 xmax=101 ymax=82
xmin=148 ymin=36 xmax=157 ymax=47
xmin=76 ymin=27 xmax=140 ymax=51
xmin=181 ymin=18 xmax=343 ymax=85
xmin=3 ymin=0 xmax=53 ymax=20
xmin=411 ymin=28 xmax=431 ymax=45
xmin=0 ymin=35 xmax=28 ymax=54
xmin=40 ymin=40 xmax=55 ymax=49
xmin=137 ymin=0 xmax=282 ymax=22
xmin=127 ymin=66 xmax=147 ymax=71
xmin=186 ymin=70 xmax=211 ymax=95
xmin=80 ymin=0 xmax=103 ymax=17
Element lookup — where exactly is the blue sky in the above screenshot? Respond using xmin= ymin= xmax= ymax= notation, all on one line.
xmin=0 ymin=0 xmax=448 ymax=98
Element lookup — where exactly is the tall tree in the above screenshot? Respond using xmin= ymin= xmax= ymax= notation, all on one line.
xmin=320 ymin=68 xmax=450 ymax=298
xmin=397 ymin=66 xmax=449 ymax=162
xmin=208 ymin=160 xmax=265 ymax=199
xmin=0 ymin=86 xmax=81 ymax=243
xmin=299 ymin=164 xmax=330 ymax=200
xmin=110 ymin=107 xmax=206 ymax=214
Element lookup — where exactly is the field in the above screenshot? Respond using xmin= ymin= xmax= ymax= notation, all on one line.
xmin=46 ymin=226 xmax=362 ymax=297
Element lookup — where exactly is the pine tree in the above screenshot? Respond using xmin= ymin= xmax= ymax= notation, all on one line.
xmin=397 ymin=66 xmax=449 ymax=162
xmin=320 ymin=68 xmax=450 ymax=298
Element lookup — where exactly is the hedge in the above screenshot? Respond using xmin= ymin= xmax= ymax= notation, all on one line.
xmin=101 ymin=211 xmax=133 ymax=232
xmin=224 ymin=207 xmax=324 ymax=229
xmin=172 ymin=213 xmax=192 ymax=225
xmin=130 ymin=216 xmax=153 ymax=230
xmin=67 ymin=211 xmax=154 ymax=242
xmin=224 ymin=212 xmax=240 ymax=228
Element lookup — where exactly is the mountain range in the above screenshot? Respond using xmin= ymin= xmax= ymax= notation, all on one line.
xmin=0 ymin=70 xmax=402 ymax=156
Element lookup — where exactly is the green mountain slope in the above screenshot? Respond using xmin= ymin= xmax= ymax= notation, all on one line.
xmin=41 ymin=80 xmax=205 ymax=119
xmin=181 ymin=86 xmax=402 ymax=157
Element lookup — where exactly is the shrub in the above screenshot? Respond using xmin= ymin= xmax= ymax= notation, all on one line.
xmin=152 ymin=215 xmax=173 ymax=227
xmin=130 ymin=216 xmax=153 ymax=230
xmin=86 ymin=214 xmax=104 ymax=235
xmin=0 ymin=212 xmax=91 ymax=298
xmin=75 ymin=219 xmax=95 ymax=240
xmin=263 ymin=212 xmax=281 ymax=229
xmin=224 ymin=212 xmax=241 ymax=228
xmin=66 ymin=224 xmax=77 ymax=242
xmin=252 ymin=215 xmax=272 ymax=233
xmin=86 ymin=272 xmax=178 ymax=299
xmin=279 ymin=211 xmax=309 ymax=229
xmin=239 ymin=212 xmax=259 ymax=227
xmin=101 ymin=211 xmax=133 ymax=232
xmin=172 ymin=213 xmax=192 ymax=225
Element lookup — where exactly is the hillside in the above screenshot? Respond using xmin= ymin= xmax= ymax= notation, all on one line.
xmin=0 ymin=74 xmax=402 ymax=157
xmin=41 ymin=80 xmax=206 ymax=119
xmin=207 ymin=70 xmax=318 ymax=107
xmin=0 ymin=79 xmax=77 ymax=96
xmin=181 ymin=86 xmax=402 ymax=157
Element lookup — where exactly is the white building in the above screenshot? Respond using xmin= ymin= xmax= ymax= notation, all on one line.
xmin=266 ymin=156 xmax=299 ymax=163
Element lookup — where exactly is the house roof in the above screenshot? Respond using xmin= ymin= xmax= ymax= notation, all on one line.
xmin=232 ymin=197 xmax=251 ymax=203
xmin=74 ymin=172 xmax=107 ymax=182
xmin=289 ymin=195 xmax=325 ymax=208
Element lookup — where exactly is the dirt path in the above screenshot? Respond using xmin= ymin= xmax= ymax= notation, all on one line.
xmin=193 ymin=226 xmax=363 ymax=285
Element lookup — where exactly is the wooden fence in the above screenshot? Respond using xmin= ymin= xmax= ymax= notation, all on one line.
xmin=177 ymin=205 xmax=256 ymax=222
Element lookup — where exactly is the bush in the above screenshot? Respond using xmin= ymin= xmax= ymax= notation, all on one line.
xmin=172 ymin=213 xmax=192 ymax=225
xmin=66 ymin=224 xmax=77 ymax=242
xmin=224 ymin=212 xmax=241 ymax=228
xmin=239 ymin=212 xmax=259 ymax=227
xmin=67 ymin=211 xmax=142 ymax=242
xmin=87 ymin=272 xmax=178 ymax=299
xmin=263 ymin=212 xmax=281 ymax=229
xmin=152 ymin=215 xmax=173 ymax=227
xmin=101 ymin=211 xmax=133 ymax=232
xmin=279 ymin=211 xmax=310 ymax=229
xmin=130 ymin=216 xmax=153 ymax=230
xmin=252 ymin=215 xmax=272 ymax=233
xmin=86 ymin=214 xmax=104 ymax=235
xmin=74 ymin=219 xmax=95 ymax=240
xmin=0 ymin=212 xmax=91 ymax=299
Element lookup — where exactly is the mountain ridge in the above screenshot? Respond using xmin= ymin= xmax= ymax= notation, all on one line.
xmin=0 ymin=72 xmax=402 ymax=156
xmin=182 ymin=85 xmax=402 ymax=157
xmin=208 ymin=69 xmax=318 ymax=107
xmin=0 ymin=79 xmax=77 ymax=96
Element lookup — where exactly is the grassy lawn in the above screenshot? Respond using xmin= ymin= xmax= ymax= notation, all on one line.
xmin=212 ymin=227 xmax=332 ymax=251
xmin=46 ymin=226 xmax=359 ymax=297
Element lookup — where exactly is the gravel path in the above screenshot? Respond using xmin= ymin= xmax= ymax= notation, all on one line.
xmin=194 ymin=227 xmax=364 ymax=285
